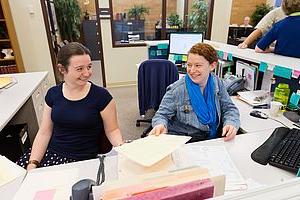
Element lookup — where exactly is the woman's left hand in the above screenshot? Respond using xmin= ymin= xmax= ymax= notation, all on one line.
xmin=222 ymin=125 xmax=237 ymax=141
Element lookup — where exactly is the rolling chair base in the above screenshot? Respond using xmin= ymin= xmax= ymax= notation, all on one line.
xmin=136 ymin=119 xmax=151 ymax=127
xmin=136 ymin=119 xmax=152 ymax=138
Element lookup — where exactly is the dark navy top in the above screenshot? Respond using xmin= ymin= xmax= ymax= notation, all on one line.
xmin=256 ymin=16 xmax=300 ymax=58
xmin=45 ymin=82 xmax=113 ymax=160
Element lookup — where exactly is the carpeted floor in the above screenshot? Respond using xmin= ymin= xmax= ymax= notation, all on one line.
xmin=108 ymin=85 xmax=154 ymax=141
xmin=90 ymin=61 xmax=152 ymax=141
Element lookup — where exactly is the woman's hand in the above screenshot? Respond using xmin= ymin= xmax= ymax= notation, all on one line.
xmin=149 ymin=124 xmax=167 ymax=136
xmin=26 ymin=163 xmax=38 ymax=171
xmin=238 ymin=42 xmax=248 ymax=49
xmin=222 ymin=125 xmax=237 ymax=141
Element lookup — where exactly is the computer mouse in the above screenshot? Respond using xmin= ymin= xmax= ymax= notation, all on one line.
xmin=250 ymin=110 xmax=268 ymax=119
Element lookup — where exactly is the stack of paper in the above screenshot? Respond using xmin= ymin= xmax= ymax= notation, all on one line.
xmin=0 ymin=76 xmax=13 ymax=88
xmin=236 ymin=61 xmax=257 ymax=91
xmin=237 ymin=90 xmax=270 ymax=106
xmin=172 ymin=146 xmax=247 ymax=192
xmin=0 ymin=76 xmax=17 ymax=89
xmin=114 ymin=134 xmax=191 ymax=167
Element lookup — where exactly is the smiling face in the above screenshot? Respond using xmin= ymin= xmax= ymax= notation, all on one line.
xmin=186 ymin=53 xmax=216 ymax=87
xmin=61 ymin=54 xmax=92 ymax=86
xmin=186 ymin=43 xmax=218 ymax=88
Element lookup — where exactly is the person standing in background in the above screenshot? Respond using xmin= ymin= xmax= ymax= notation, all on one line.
xmin=240 ymin=16 xmax=253 ymax=27
xmin=255 ymin=0 xmax=300 ymax=58
xmin=238 ymin=7 xmax=286 ymax=48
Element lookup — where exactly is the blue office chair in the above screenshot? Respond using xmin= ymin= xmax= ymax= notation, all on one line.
xmin=136 ymin=59 xmax=179 ymax=137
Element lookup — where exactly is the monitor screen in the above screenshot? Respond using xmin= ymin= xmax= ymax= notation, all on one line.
xmin=228 ymin=27 xmax=255 ymax=39
xmin=169 ymin=32 xmax=203 ymax=55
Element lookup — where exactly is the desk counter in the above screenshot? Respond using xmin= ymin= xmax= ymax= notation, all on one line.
xmin=232 ymin=97 xmax=297 ymax=133
xmin=145 ymin=40 xmax=300 ymax=71
xmin=206 ymin=40 xmax=300 ymax=71
xmin=0 ymin=71 xmax=48 ymax=132
xmin=11 ymin=130 xmax=296 ymax=199
xmin=191 ymin=130 xmax=294 ymax=185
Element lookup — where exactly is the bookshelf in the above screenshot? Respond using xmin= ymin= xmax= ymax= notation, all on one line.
xmin=0 ymin=0 xmax=24 ymax=74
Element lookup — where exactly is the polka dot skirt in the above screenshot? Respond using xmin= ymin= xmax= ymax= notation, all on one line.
xmin=16 ymin=148 xmax=76 ymax=169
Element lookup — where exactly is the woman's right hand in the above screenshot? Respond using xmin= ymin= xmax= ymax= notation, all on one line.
xmin=238 ymin=42 xmax=248 ymax=49
xmin=149 ymin=124 xmax=167 ymax=136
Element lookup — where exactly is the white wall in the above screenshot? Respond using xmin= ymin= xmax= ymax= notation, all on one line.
xmin=210 ymin=0 xmax=232 ymax=43
xmin=266 ymin=0 xmax=275 ymax=6
xmin=99 ymin=0 xmax=147 ymax=86
xmin=177 ymin=0 xmax=185 ymax=21
xmin=8 ymin=0 xmax=55 ymax=86
xmin=100 ymin=20 xmax=147 ymax=86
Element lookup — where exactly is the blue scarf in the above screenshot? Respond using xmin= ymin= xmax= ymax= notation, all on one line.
xmin=185 ymin=74 xmax=218 ymax=138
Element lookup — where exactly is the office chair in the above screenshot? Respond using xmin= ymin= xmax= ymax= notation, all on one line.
xmin=136 ymin=59 xmax=179 ymax=137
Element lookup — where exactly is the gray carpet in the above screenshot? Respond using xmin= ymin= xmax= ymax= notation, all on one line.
xmin=108 ymin=86 xmax=154 ymax=141
xmin=90 ymin=60 xmax=152 ymax=141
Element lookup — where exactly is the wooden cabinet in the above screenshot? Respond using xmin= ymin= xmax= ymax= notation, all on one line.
xmin=0 ymin=0 xmax=24 ymax=74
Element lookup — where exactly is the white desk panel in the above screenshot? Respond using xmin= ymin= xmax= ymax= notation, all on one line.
xmin=11 ymin=131 xmax=295 ymax=199
xmin=187 ymin=130 xmax=295 ymax=185
xmin=232 ymin=97 xmax=296 ymax=133
xmin=206 ymin=40 xmax=300 ymax=71
xmin=145 ymin=40 xmax=300 ymax=71
xmin=0 ymin=72 xmax=48 ymax=131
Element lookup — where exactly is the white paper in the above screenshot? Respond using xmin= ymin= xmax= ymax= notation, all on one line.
xmin=172 ymin=146 xmax=247 ymax=191
xmin=0 ymin=156 xmax=27 ymax=200
xmin=244 ymin=65 xmax=256 ymax=91
xmin=118 ymin=154 xmax=175 ymax=179
xmin=13 ymin=168 xmax=79 ymax=200
xmin=92 ymin=184 xmax=105 ymax=200
xmin=236 ymin=61 xmax=256 ymax=91
xmin=261 ymin=70 xmax=274 ymax=91
xmin=103 ymin=154 xmax=119 ymax=181
xmin=237 ymin=90 xmax=270 ymax=106
xmin=0 ymin=156 xmax=26 ymax=187
xmin=115 ymin=134 xmax=191 ymax=167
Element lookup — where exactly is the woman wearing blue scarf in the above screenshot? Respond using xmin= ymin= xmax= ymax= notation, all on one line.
xmin=150 ymin=43 xmax=240 ymax=141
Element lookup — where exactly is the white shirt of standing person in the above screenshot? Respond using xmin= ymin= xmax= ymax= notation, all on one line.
xmin=240 ymin=16 xmax=253 ymax=27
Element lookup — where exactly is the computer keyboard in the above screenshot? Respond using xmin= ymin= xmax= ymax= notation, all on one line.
xmin=269 ymin=128 xmax=300 ymax=173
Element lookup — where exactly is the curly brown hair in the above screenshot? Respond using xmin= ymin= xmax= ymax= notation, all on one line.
xmin=188 ymin=43 xmax=218 ymax=64
xmin=282 ymin=0 xmax=300 ymax=15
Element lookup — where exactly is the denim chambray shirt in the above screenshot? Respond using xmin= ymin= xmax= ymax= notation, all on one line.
xmin=152 ymin=73 xmax=240 ymax=137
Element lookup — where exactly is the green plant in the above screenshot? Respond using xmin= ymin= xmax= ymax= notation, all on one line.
xmin=128 ymin=5 xmax=150 ymax=20
xmin=189 ymin=0 xmax=208 ymax=34
xmin=167 ymin=13 xmax=182 ymax=28
xmin=251 ymin=3 xmax=272 ymax=26
xmin=54 ymin=0 xmax=81 ymax=42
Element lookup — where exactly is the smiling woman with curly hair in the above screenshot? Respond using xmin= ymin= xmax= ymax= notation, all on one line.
xmin=150 ymin=43 xmax=240 ymax=142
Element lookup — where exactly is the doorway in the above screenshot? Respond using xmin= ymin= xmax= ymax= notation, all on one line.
xmin=40 ymin=0 xmax=106 ymax=87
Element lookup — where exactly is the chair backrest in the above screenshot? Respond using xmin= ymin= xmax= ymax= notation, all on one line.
xmin=138 ymin=59 xmax=179 ymax=116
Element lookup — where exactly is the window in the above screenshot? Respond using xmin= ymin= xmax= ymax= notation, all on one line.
xmin=110 ymin=0 xmax=213 ymax=47
xmin=110 ymin=0 xmax=161 ymax=46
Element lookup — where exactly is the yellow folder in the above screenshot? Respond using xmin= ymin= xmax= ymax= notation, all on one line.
xmin=0 ymin=76 xmax=13 ymax=89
